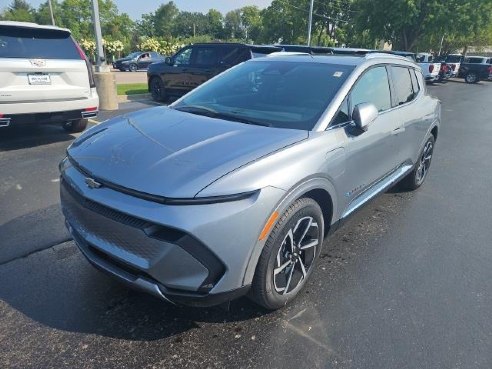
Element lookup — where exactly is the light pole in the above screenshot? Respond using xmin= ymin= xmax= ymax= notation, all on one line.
xmin=90 ymin=0 xmax=108 ymax=72
xmin=47 ymin=0 xmax=55 ymax=26
xmin=307 ymin=0 xmax=314 ymax=46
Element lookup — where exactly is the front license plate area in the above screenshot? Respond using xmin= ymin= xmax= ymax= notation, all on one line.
xmin=28 ymin=73 xmax=51 ymax=85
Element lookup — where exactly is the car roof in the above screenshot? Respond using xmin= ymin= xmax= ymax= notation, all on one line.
xmin=251 ymin=53 xmax=416 ymax=67
xmin=0 ymin=20 xmax=71 ymax=33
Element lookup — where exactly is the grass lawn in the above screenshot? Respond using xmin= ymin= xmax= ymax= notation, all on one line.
xmin=116 ymin=83 xmax=148 ymax=96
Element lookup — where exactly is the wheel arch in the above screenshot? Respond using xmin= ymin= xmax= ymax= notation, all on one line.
xmin=242 ymin=177 xmax=338 ymax=286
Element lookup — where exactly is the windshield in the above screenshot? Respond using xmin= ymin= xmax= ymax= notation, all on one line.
xmin=172 ymin=60 xmax=354 ymax=130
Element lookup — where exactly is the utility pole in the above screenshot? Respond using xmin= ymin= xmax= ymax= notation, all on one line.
xmin=307 ymin=0 xmax=314 ymax=46
xmin=90 ymin=0 xmax=108 ymax=72
xmin=90 ymin=0 xmax=117 ymax=111
xmin=47 ymin=0 xmax=55 ymax=26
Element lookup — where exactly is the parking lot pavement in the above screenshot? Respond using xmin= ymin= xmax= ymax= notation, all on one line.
xmin=1 ymin=82 xmax=492 ymax=369
xmin=112 ymin=69 xmax=148 ymax=84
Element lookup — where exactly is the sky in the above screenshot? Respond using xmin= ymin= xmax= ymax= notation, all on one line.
xmin=25 ymin=0 xmax=274 ymax=19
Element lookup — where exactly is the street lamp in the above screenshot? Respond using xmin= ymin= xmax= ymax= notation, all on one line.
xmin=90 ymin=0 xmax=108 ymax=72
xmin=307 ymin=0 xmax=314 ymax=46
xmin=47 ymin=0 xmax=55 ymax=26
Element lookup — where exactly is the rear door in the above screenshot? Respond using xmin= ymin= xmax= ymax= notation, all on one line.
xmin=0 ymin=25 xmax=91 ymax=104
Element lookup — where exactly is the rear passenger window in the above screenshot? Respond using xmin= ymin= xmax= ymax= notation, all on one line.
xmin=193 ymin=47 xmax=218 ymax=66
xmin=392 ymin=67 xmax=414 ymax=105
xmin=351 ymin=66 xmax=391 ymax=112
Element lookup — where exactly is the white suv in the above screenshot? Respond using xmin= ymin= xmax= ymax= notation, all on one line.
xmin=0 ymin=21 xmax=99 ymax=132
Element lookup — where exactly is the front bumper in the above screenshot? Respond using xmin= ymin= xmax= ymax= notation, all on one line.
xmin=60 ymin=162 xmax=284 ymax=306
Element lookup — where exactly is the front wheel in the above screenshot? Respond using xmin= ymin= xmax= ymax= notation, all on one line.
xmin=129 ymin=63 xmax=138 ymax=72
xmin=465 ymin=72 xmax=479 ymax=84
xmin=62 ymin=118 xmax=88 ymax=133
xmin=150 ymin=77 xmax=167 ymax=102
xmin=250 ymin=197 xmax=324 ymax=310
xmin=399 ymin=135 xmax=435 ymax=190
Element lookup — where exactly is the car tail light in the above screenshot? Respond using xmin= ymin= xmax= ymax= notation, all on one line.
xmin=84 ymin=107 xmax=98 ymax=112
xmin=72 ymin=38 xmax=96 ymax=89
xmin=429 ymin=65 xmax=434 ymax=73
xmin=488 ymin=66 xmax=492 ymax=73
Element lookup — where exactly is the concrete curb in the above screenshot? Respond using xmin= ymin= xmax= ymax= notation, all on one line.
xmin=117 ymin=93 xmax=151 ymax=103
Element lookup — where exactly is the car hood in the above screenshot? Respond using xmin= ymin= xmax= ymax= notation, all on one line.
xmin=67 ymin=107 xmax=307 ymax=198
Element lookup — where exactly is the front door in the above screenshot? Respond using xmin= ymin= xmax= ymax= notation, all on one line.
xmin=333 ymin=65 xmax=403 ymax=214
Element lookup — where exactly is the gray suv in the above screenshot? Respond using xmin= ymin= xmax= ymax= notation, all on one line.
xmin=60 ymin=53 xmax=440 ymax=309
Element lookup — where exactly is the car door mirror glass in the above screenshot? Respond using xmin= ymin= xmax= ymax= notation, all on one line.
xmin=352 ymin=103 xmax=378 ymax=131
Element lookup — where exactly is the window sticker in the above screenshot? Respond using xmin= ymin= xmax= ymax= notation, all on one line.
xmin=333 ymin=71 xmax=343 ymax=77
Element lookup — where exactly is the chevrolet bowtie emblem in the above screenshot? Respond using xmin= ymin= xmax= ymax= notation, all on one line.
xmin=85 ymin=177 xmax=102 ymax=189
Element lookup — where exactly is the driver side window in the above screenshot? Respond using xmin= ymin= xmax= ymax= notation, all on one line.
xmin=174 ymin=48 xmax=192 ymax=66
xmin=350 ymin=66 xmax=391 ymax=113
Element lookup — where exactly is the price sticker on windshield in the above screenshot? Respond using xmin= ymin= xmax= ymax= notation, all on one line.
xmin=333 ymin=71 xmax=344 ymax=78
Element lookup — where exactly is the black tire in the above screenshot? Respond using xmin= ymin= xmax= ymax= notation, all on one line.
xmin=129 ymin=63 xmax=138 ymax=72
xmin=465 ymin=72 xmax=479 ymax=84
xmin=250 ymin=197 xmax=324 ymax=310
xmin=399 ymin=135 xmax=435 ymax=190
xmin=150 ymin=77 xmax=167 ymax=102
xmin=62 ymin=118 xmax=88 ymax=133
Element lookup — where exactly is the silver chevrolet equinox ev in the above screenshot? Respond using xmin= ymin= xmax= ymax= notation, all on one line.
xmin=60 ymin=53 xmax=440 ymax=309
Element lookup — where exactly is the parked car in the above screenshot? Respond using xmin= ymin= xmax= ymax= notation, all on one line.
xmin=0 ymin=21 xmax=98 ymax=132
xmin=463 ymin=55 xmax=492 ymax=65
xmin=458 ymin=59 xmax=492 ymax=83
xmin=113 ymin=51 xmax=165 ymax=72
xmin=61 ymin=52 xmax=440 ymax=309
xmin=147 ymin=43 xmax=280 ymax=102
xmin=443 ymin=54 xmax=463 ymax=77
xmin=416 ymin=53 xmax=441 ymax=82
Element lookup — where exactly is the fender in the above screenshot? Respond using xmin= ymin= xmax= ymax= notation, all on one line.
xmin=241 ymin=175 xmax=338 ymax=286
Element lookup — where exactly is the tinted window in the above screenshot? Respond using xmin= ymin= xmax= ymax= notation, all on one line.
xmin=0 ymin=26 xmax=79 ymax=59
xmin=193 ymin=47 xmax=218 ymax=66
xmin=466 ymin=57 xmax=485 ymax=63
xmin=221 ymin=46 xmax=249 ymax=65
xmin=174 ymin=61 xmax=354 ymax=130
xmin=392 ymin=67 xmax=414 ymax=105
xmin=174 ymin=48 xmax=192 ymax=66
xmin=351 ymin=66 xmax=391 ymax=112
xmin=446 ymin=55 xmax=462 ymax=63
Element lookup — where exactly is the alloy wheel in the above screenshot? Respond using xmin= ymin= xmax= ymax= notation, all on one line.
xmin=415 ymin=141 xmax=433 ymax=185
xmin=273 ymin=216 xmax=319 ymax=295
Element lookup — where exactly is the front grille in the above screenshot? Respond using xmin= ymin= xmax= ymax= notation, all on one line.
xmin=61 ymin=177 xmax=151 ymax=229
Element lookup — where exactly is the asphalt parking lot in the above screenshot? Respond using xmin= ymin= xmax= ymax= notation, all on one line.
xmin=1 ymin=80 xmax=491 ymax=369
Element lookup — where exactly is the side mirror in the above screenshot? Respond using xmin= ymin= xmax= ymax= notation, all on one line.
xmin=352 ymin=103 xmax=378 ymax=131
xmin=165 ymin=57 xmax=173 ymax=65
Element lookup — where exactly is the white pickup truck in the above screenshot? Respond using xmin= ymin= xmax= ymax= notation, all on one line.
xmin=417 ymin=53 xmax=441 ymax=82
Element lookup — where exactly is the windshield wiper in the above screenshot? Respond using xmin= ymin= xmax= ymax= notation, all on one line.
xmin=174 ymin=105 xmax=270 ymax=127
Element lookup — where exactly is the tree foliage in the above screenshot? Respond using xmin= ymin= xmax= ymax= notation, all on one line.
xmin=1 ymin=0 xmax=491 ymax=55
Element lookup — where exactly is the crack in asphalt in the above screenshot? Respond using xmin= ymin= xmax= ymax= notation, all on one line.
xmin=0 ymin=236 xmax=73 ymax=267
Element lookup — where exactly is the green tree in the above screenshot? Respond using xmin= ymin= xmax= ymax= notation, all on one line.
xmin=224 ymin=9 xmax=244 ymax=39
xmin=241 ymin=6 xmax=262 ymax=42
xmin=354 ymin=0 xmax=492 ymax=51
xmin=1 ymin=0 xmax=36 ymax=22
xmin=206 ymin=9 xmax=224 ymax=39
xmin=154 ymin=1 xmax=179 ymax=38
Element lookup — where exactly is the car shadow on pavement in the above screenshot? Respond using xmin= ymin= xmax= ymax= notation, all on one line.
xmin=0 ymin=124 xmax=75 ymax=152
xmin=0 ymin=241 xmax=271 ymax=342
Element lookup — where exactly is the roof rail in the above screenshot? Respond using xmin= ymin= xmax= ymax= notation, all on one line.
xmin=267 ymin=51 xmax=312 ymax=57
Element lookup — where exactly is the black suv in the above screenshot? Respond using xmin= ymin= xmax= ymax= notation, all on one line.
xmin=147 ymin=43 xmax=280 ymax=101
